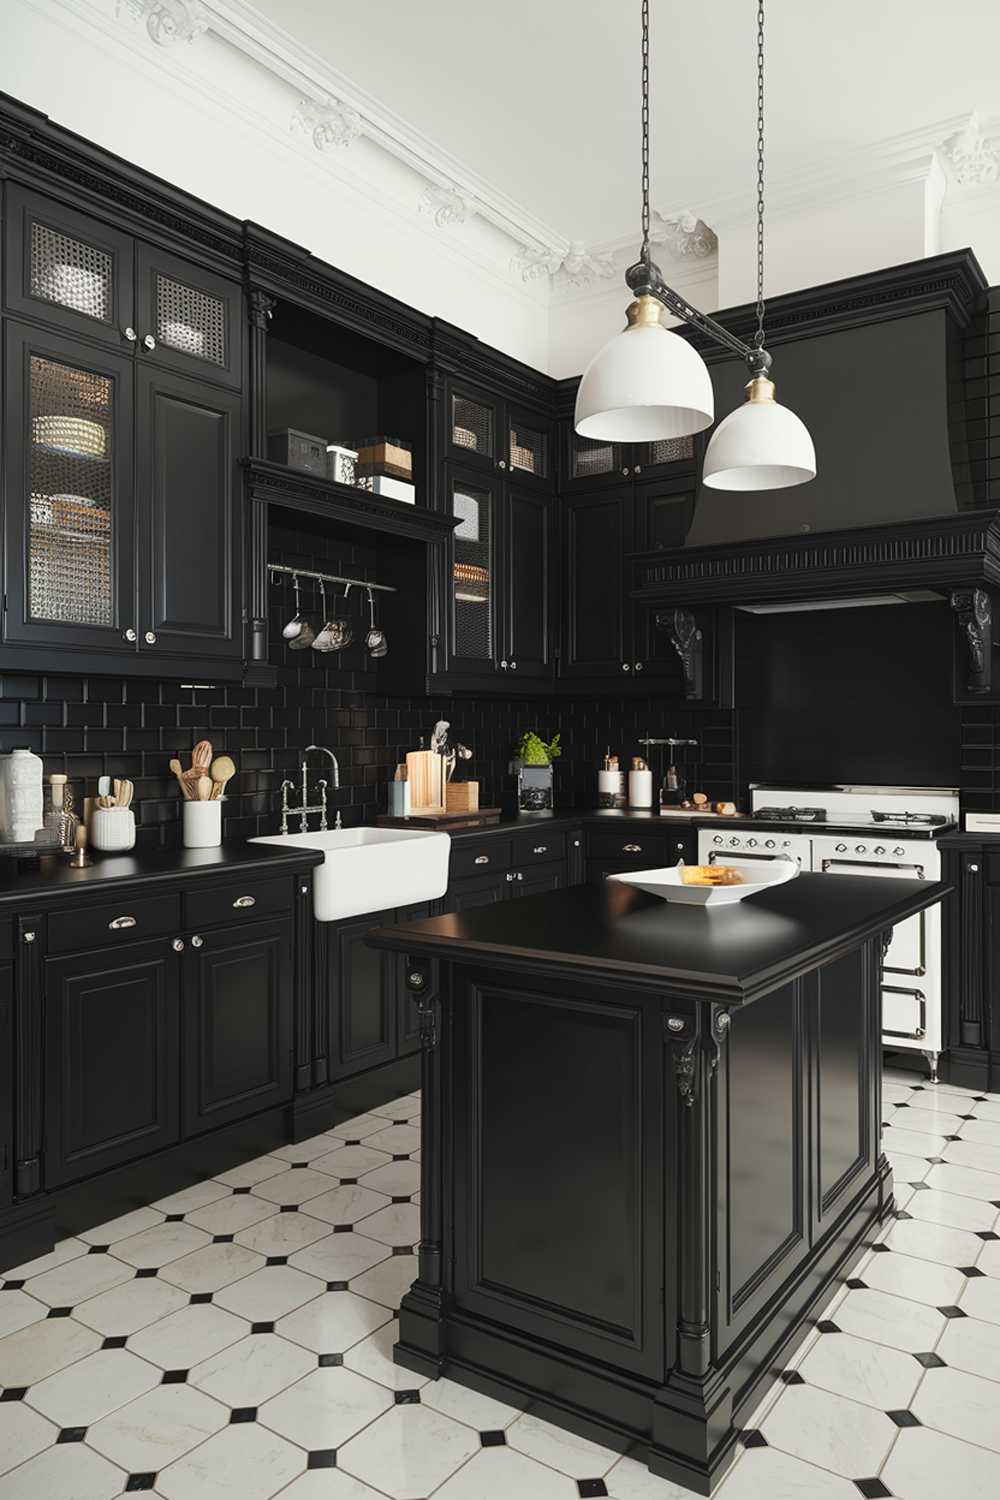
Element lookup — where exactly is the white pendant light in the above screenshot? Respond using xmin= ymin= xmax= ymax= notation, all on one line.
xmin=702 ymin=374 xmax=815 ymax=490
xmin=702 ymin=0 xmax=815 ymax=491
xmin=574 ymin=0 xmax=713 ymax=445
xmin=575 ymin=295 xmax=714 ymax=442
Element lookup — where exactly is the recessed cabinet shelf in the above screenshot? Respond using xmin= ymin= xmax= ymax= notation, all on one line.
xmin=247 ymin=459 xmax=457 ymax=544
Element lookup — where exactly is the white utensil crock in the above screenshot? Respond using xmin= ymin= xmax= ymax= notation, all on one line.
xmin=183 ymin=800 xmax=222 ymax=849
xmin=91 ymin=805 xmax=136 ymax=852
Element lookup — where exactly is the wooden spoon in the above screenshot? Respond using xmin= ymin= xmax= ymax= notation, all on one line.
xmin=192 ymin=740 xmax=213 ymax=774
xmin=195 ymin=775 xmax=213 ymax=802
xmin=209 ymin=756 xmax=236 ymax=801
xmin=169 ymin=758 xmax=193 ymax=800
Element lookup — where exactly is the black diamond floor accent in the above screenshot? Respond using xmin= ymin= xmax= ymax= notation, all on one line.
xmin=318 ymin=1353 xmax=343 ymax=1367
xmin=887 ymin=1410 xmax=921 ymax=1428
xmin=343 ymin=1139 xmax=361 ymax=1146
xmin=817 ymin=1321 xmax=841 ymax=1334
xmin=47 ymin=1307 xmax=72 ymax=1318
xmin=740 ymin=1430 xmax=768 ymax=1448
xmin=88 ymin=1245 xmax=109 ymax=1255
xmin=339 ymin=1178 xmax=358 ymax=1186
xmin=870 ymin=1244 xmax=890 ymax=1254
xmin=135 ymin=1269 xmax=158 ymax=1280
xmin=976 ymin=1230 xmax=1000 ymax=1241
xmin=125 ymin=1477 xmax=158 ymax=1493
xmin=102 ymin=1336 xmax=127 ymax=1350
xmin=232 ymin=1187 xmax=251 ymax=1196
xmin=2 ymin=1281 xmax=25 ymax=1290
xmin=251 ymin=1322 xmax=275 ymax=1335
xmin=280 ymin=1206 xmax=298 ymax=1213
xmin=938 ymin=1305 xmax=967 ymax=1318
xmin=291 ymin=1162 xmax=308 ymax=1170
xmin=333 ymin=1225 xmax=353 ymax=1234
xmin=164 ymin=1214 xmax=184 ymax=1223
xmin=780 ymin=1370 xmax=805 ymax=1384
xmin=212 ymin=1235 xmax=235 ymax=1244
xmin=854 ymin=1481 xmax=892 ymax=1498
xmin=846 ymin=1278 xmax=868 ymax=1290
xmin=308 ymin=1449 xmax=338 ymax=1469
xmin=391 ymin=1196 xmax=410 ymax=1204
xmin=326 ymin=1282 xmax=349 ymax=1292
xmin=578 ymin=1483 xmax=608 ymax=1498
xmin=960 ymin=1266 xmax=986 ymax=1277
xmin=392 ymin=1246 xmax=414 ymax=1257
xmin=927 ymin=1158 xmax=946 ymax=1165
xmin=57 ymin=1427 xmax=87 ymax=1443
xmin=162 ymin=1370 xmax=188 ymax=1384
xmin=394 ymin=1389 xmax=421 ymax=1405
xmin=392 ymin=1119 xmax=409 ymax=1126
xmin=895 ymin=1211 xmax=914 ymax=1220
xmin=230 ymin=1407 xmax=257 ymax=1423
xmin=909 ymin=1182 xmax=930 ymax=1191
xmin=0 ymin=1389 xmax=27 ymax=1402
xmin=958 ymin=1114 xmax=976 ymax=1121
xmin=914 ymin=1352 xmax=946 ymax=1367
xmin=480 ymin=1430 xmax=506 ymax=1446
xmin=190 ymin=1293 xmax=213 ymax=1305
xmin=266 ymin=1256 xmax=288 ymax=1266
xmin=392 ymin=1154 xmax=410 ymax=1161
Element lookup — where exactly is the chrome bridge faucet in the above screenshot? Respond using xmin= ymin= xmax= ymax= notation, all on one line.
xmin=279 ymin=745 xmax=342 ymax=834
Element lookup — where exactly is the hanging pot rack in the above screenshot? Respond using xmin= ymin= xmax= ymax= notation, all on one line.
xmin=268 ymin=562 xmax=396 ymax=594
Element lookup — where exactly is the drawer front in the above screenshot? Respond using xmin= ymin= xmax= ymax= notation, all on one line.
xmin=48 ymin=893 xmax=182 ymax=955
xmin=450 ymin=839 xmax=512 ymax=881
xmin=511 ymin=830 xmax=567 ymax=867
xmin=588 ymin=830 xmax=672 ymax=863
xmin=183 ymin=877 xmax=293 ymax=931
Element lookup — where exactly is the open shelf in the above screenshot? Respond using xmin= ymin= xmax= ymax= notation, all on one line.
xmin=246 ymin=459 xmax=457 ymax=544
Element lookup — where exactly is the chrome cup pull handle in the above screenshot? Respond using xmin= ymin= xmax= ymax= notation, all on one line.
xmin=623 ymin=843 xmax=642 ymax=853
xmin=233 ymin=895 xmax=256 ymax=909
xmin=109 ymin=915 xmax=137 ymax=930
xmin=474 ymin=855 xmax=490 ymax=865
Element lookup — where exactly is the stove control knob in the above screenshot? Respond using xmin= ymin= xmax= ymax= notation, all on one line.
xmin=835 ymin=843 xmax=847 ymax=853
xmin=747 ymin=838 xmax=758 ymax=848
xmin=893 ymin=846 xmax=905 ymax=856
xmin=855 ymin=844 xmax=866 ymax=854
xmin=712 ymin=835 xmax=724 ymax=845
xmin=765 ymin=839 xmax=775 ymax=849
xmin=874 ymin=845 xmax=886 ymax=855
xmin=729 ymin=836 xmax=741 ymax=847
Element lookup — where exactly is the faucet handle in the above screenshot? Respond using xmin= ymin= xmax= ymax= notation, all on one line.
xmin=318 ymin=778 xmax=328 ymax=831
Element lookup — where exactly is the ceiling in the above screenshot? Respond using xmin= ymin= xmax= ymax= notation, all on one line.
xmin=249 ymin=0 xmax=1000 ymax=246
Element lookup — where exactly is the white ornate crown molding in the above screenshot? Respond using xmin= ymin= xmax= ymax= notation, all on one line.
xmin=650 ymin=210 xmax=718 ymax=260
xmin=512 ymin=240 xmax=617 ymax=289
xmin=940 ymin=113 xmax=1000 ymax=190
xmin=420 ymin=184 xmax=477 ymax=228
xmin=290 ymin=95 xmax=362 ymax=151
xmin=117 ymin=0 xmax=207 ymax=45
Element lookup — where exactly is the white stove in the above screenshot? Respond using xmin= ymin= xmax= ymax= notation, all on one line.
xmin=697 ymin=784 xmax=959 ymax=1081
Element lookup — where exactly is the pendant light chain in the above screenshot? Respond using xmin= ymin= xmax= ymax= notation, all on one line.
xmin=754 ymin=0 xmax=766 ymax=350
xmin=640 ymin=0 xmax=651 ymax=269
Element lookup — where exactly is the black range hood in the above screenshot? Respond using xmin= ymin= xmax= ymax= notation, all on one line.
xmin=633 ymin=249 xmax=994 ymax=609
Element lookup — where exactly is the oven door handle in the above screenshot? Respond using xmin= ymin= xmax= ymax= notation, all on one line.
xmin=707 ymin=849 xmax=802 ymax=868
xmin=819 ymin=859 xmax=925 ymax=879
xmin=882 ymin=985 xmax=927 ymax=1040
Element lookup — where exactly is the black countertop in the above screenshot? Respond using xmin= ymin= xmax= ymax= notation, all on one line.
xmin=369 ymin=872 xmax=950 ymax=1005
xmin=0 ymin=841 xmax=322 ymax=908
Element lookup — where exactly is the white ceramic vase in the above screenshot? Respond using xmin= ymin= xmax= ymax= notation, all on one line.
xmin=0 ymin=748 xmax=44 ymax=843
xmin=91 ymin=806 xmax=136 ymax=852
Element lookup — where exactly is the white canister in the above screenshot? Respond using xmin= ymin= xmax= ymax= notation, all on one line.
xmin=91 ymin=806 xmax=136 ymax=852
xmin=598 ymin=768 xmax=626 ymax=809
xmin=628 ymin=768 xmax=653 ymax=809
xmin=0 ymin=748 xmax=44 ymax=843
xmin=183 ymin=799 xmax=222 ymax=849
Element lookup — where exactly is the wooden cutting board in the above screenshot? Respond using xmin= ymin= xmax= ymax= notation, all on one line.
xmin=376 ymin=808 xmax=501 ymax=831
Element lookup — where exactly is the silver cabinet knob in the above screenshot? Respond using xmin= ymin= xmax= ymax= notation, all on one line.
xmin=969 ymin=862 xmax=980 ymax=872
xmin=124 ymin=628 xmax=137 ymax=642
xmin=232 ymin=895 xmax=256 ymax=909
xmin=622 ymin=467 xmax=630 ymax=476
xmin=517 ymin=872 xmax=523 ymax=881
xmin=533 ymin=846 xmax=548 ymax=855
xmin=634 ymin=662 xmax=643 ymax=672
xmin=499 ymin=660 xmax=508 ymax=670
xmin=633 ymin=464 xmax=642 ymax=474
xmin=622 ymin=662 xmax=631 ymax=671
xmin=505 ymin=872 xmax=515 ymax=882
xmin=144 ymin=631 xmax=157 ymax=644
xmin=510 ymin=661 xmax=517 ymax=670
xmin=191 ymin=934 xmax=204 ymax=948
xmin=474 ymin=854 xmax=490 ymax=865
xmin=142 ymin=333 xmax=156 ymax=351
xmin=123 ymin=326 xmax=137 ymax=342
xmin=172 ymin=938 xmax=185 ymax=953
xmin=22 ymin=930 xmax=36 ymax=944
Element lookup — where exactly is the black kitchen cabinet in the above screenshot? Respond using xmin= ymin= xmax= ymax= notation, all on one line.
xmin=44 ymin=938 xmax=181 ymax=1187
xmin=328 ymin=909 xmax=398 ymax=1080
xmin=562 ymin=421 xmax=696 ymax=493
xmin=134 ymin=240 xmax=243 ymax=391
xmin=504 ymin=484 xmax=552 ymax=678
xmin=586 ymin=828 xmax=696 ymax=887
xmin=182 ymin=918 xmax=293 ymax=1136
xmin=136 ymin=363 xmax=242 ymax=661
xmin=0 ymin=953 xmax=11 ymax=1211
xmin=445 ymin=380 xmax=552 ymax=487
xmin=511 ymin=866 xmax=566 ymax=898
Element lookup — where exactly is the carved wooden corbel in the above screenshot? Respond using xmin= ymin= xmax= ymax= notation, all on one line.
xmin=658 ymin=608 xmax=705 ymax=700
xmin=951 ymin=587 xmax=994 ymax=695
xmin=708 ymin=1007 xmax=732 ymax=1073
xmin=407 ymin=965 xmax=440 ymax=1049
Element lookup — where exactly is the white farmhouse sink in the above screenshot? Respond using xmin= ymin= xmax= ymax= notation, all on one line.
xmin=250 ymin=826 xmax=450 ymax=922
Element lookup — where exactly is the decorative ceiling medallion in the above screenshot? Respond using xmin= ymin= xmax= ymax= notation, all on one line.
xmin=941 ymin=114 xmax=1000 ymax=189
xmin=650 ymin=210 xmax=718 ymax=260
xmin=513 ymin=240 xmax=617 ymax=288
xmin=291 ymin=96 xmax=363 ymax=151
xmin=420 ymin=184 xmax=476 ymax=227
xmin=117 ymin=0 xmax=209 ymax=47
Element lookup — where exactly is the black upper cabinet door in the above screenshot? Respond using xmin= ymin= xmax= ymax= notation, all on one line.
xmin=632 ymin=475 xmax=697 ymax=553
xmin=3 ymin=321 xmax=137 ymax=654
xmin=503 ymin=485 xmax=552 ymax=680
xmin=445 ymin=381 xmax=503 ymax=471
xmin=506 ymin=404 xmax=552 ymax=489
xmin=135 ymin=243 xmax=243 ymax=392
xmin=443 ymin=461 xmax=502 ymax=677
xmin=44 ymin=939 xmax=180 ymax=1187
xmin=135 ymin=364 xmax=243 ymax=662
xmin=329 ymin=911 xmax=397 ymax=1080
xmin=182 ymin=918 xmax=293 ymax=1136
xmin=3 ymin=185 xmax=136 ymax=350
xmin=562 ymin=422 xmax=627 ymax=491
xmin=632 ymin=433 xmax=697 ymax=483
xmin=561 ymin=486 xmax=633 ymax=679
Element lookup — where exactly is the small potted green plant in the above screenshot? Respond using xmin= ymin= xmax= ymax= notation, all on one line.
xmin=514 ymin=731 xmax=561 ymax=809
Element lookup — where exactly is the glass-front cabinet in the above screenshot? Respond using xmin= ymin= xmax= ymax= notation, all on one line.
xmin=446 ymin=464 xmax=498 ymax=676
xmin=445 ymin=382 xmax=552 ymax=487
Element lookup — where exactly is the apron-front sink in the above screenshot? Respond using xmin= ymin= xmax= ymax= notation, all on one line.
xmin=250 ymin=826 xmax=450 ymax=922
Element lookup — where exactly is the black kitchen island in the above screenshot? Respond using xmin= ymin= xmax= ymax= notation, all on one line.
xmin=368 ymin=872 xmax=948 ymax=1494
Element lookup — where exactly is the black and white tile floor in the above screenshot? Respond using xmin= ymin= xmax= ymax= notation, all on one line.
xmin=2 ymin=1068 xmax=1000 ymax=1499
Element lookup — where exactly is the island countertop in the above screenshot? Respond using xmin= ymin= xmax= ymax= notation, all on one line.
xmin=369 ymin=871 xmax=950 ymax=1004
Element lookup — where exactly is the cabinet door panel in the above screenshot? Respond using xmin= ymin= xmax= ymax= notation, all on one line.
xmin=504 ymin=486 xmax=551 ymax=679
xmin=136 ymin=244 xmax=243 ymax=390
xmin=562 ymin=488 xmax=632 ymax=679
xmin=329 ymin=912 xmax=396 ymax=1080
xmin=510 ymin=867 xmax=566 ymax=899
xmin=0 ymin=958 xmax=11 ymax=1209
xmin=3 ymin=322 xmax=136 ymax=652
xmin=446 ymin=382 xmax=500 ymax=469
xmin=136 ymin=364 xmax=242 ymax=661
xmin=444 ymin=463 xmax=501 ymax=676
xmin=4 ymin=185 xmax=135 ymax=347
xmin=45 ymin=941 xmax=179 ymax=1186
xmin=183 ymin=919 xmax=292 ymax=1135
xmin=442 ymin=874 xmax=509 ymax=912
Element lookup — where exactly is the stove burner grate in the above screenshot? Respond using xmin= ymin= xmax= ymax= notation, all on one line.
xmin=755 ymin=806 xmax=827 ymax=823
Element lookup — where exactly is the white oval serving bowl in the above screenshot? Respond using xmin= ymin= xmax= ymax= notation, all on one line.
xmin=609 ymin=858 xmax=798 ymax=908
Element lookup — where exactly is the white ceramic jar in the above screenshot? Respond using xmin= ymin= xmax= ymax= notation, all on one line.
xmin=91 ymin=806 xmax=136 ymax=852
xmin=0 ymin=748 xmax=44 ymax=843
xmin=183 ymin=800 xmax=222 ymax=849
